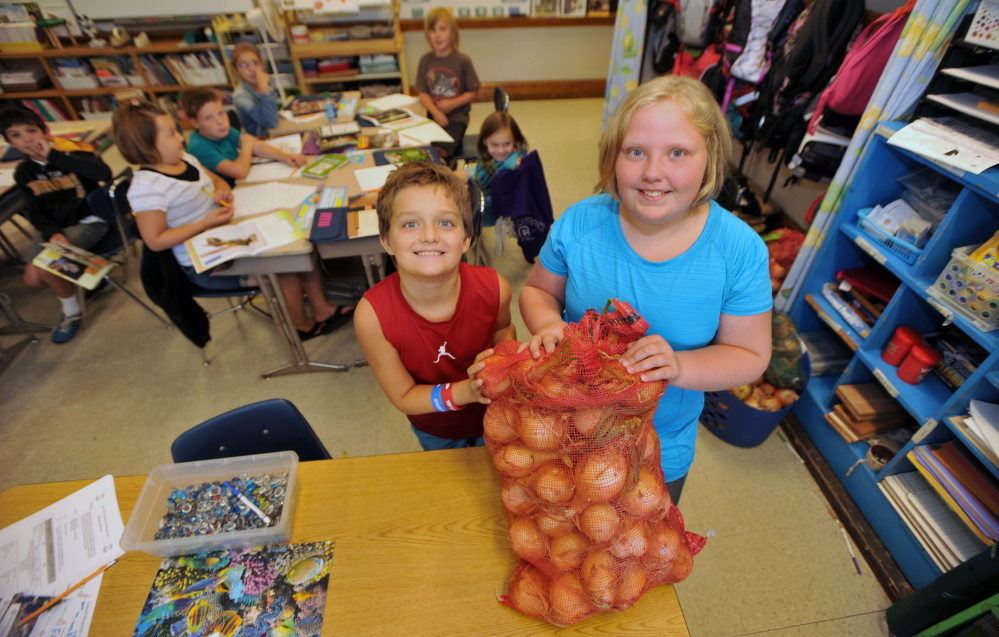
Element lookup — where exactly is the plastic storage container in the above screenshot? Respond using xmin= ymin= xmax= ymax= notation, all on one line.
xmin=896 ymin=167 xmax=959 ymax=230
xmin=120 ymin=451 xmax=299 ymax=557
xmin=856 ymin=207 xmax=925 ymax=265
xmin=702 ymin=354 xmax=810 ymax=448
xmin=928 ymin=245 xmax=999 ymax=332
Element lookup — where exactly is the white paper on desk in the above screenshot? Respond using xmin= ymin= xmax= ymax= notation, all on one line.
xmin=367 ymin=93 xmax=419 ymax=111
xmin=398 ymin=121 xmax=454 ymax=145
xmin=887 ymin=117 xmax=999 ymax=174
xmin=357 ymin=208 xmax=379 ymax=237
xmin=354 ymin=163 xmax=400 ymax=192
xmin=0 ymin=475 xmax=124 ymax=599
xmin=279 ymin=110 xmax=325 ymax=124
xmin=232 ymin=182 xmax=317 ymax=218
xmin=0 ymin=169 xmax=14 ymax=189
xmin=27 ymin=575 xmax=102 ymax=637
xmin=970 ymin=400 xmax=999 ymax=455
xmin=252 ymin=133 xmax=303 ymax=164
xmin=245 ymin=162 xmax=298 ymax=183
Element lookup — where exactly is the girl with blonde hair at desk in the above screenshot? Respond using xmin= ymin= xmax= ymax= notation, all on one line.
xmin=112 ymin=101 xmax=349 ymax=340
xmin=520 ymin=75 xmax=773 ymax=503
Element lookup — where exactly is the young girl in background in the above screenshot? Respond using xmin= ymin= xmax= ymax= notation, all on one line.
xmin=519 ymin=76 xmax=773 ymax=503
xmin=231 ymin=43 xmax=280 ymax=138
xmin=112 ymin=101 xmax=346 ymax=340
xmin=415 ymin=8 xmax=480 ymax=159
xmin=468 ymin=111 xmax=528 ymax=227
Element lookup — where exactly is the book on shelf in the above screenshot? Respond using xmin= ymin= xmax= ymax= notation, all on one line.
xmin=836 ymin=266 xmax=900 ymax=304
xmin=184 ymin=210 xmax=304 ymax=274
xmin=31 ymin=242 xmax=116 ymax=290
xmin=824 ymin=403 xmax=907 ymax=444
xmin=820 ymin=282 xmax=871 ymax=337
xmin=909 ymin=443 xmax=999 ymax=544
xmin=835 ymin=383 xmax=907 ymax=422
xmin=927 ymin=329 xmax=988 ymax=390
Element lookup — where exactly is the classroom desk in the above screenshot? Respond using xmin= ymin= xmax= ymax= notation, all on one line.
xmin=0 ymin=447 xmax=690 ymax=636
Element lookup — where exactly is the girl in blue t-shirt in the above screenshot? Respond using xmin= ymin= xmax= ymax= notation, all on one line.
xmin=519 ymin=75 xmax=773 ymax=503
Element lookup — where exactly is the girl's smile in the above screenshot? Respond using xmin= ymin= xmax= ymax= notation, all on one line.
xmin=485 ymin=127 xmax=516 ymax=162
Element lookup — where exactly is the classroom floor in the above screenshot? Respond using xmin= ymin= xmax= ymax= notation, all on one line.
xmin=0 ymin=98 xmax=893 ymax=636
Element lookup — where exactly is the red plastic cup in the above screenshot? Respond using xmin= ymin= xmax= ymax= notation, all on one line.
xmin=882 ymin=326 xmax=923 ymax=366
xmin=896 ymin=344 xmax=943 ymax=385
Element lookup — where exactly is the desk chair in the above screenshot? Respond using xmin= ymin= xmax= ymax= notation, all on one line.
xmin=171 ymin=398 xmax=332 ymax=463
xmin=449 ymin=86 xmax=511 ymax=170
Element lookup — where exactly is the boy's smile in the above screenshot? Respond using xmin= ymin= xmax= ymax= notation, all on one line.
xmin=381 ymin=185 xmax=469 ymax=278
xmin=193 ymin=100 xmax=231 ymax=140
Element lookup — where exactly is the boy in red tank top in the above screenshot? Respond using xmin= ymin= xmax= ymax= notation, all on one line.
xmin=354 ymin=162 xmax=516 ymax=450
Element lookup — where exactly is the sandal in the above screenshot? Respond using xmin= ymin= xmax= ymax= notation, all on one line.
xmin=297 ymin=320 xmax=329 ymax=342
xmin=320 ymin=305 xmax=356 ymax=335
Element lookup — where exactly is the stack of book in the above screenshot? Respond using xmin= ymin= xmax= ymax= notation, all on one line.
xmin=908 ymin=441 xmax=999 ymax=546
xmin=824 ymin=383 xmax=909 ymax=443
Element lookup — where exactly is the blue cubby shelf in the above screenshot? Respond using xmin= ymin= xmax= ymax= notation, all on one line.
xmin=789 ymin=119 xmax=999 ymax=592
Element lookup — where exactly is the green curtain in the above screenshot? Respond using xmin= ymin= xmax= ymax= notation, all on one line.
xmin=775 ymin=0 xmax=973 ymax=312
xmin=602 ymin=0 xmax=648 ymax=129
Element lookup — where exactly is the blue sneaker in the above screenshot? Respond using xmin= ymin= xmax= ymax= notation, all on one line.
xmin=51 ymin=313 xmax=81 ymax=344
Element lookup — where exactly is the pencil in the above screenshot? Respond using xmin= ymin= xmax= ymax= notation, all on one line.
xmin=202 ymin=187 xmax=230 ymax=208
xmin=839 ymin=525 xmax=862 ymax=574
xmin=19 ymin=560 xmax=117 ymax=625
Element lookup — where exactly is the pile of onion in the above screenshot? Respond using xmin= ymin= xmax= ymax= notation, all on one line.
xmin=478 ymin=304 xmax=706 ymax=628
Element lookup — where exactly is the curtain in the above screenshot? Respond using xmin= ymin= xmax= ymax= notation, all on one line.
xmin=774 ymin=0 xmax=973 ymax=312
xmin=602 ymin=0 xmax=649 ymax=130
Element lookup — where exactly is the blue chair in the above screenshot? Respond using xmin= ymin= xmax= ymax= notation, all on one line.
xmin=171 ymin=399 xmax=332 ymax=463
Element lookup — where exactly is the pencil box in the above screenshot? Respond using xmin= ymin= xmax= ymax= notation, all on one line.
xmin=310 ymin=207 xmax=348 ymax=243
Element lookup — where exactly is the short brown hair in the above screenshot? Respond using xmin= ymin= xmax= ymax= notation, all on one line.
xmin=376 ymin=161 xmax=471 ymax=239
xmin=596 ymin=75 xmax=732 ymax=208
xmin=424 ymin=7 xmax=459 ymax=49
xmin=477 ymin=111 xmax=527 ymax=161
xmin=0 ymin=104 xmax=46 ymax=141
xmin=179 ymin=87 xmax=222 ymax=120
xmin=231 ymin=43 xmax=262 ymax=69
xmin=112 ymin=100 xmax=168 ymax=166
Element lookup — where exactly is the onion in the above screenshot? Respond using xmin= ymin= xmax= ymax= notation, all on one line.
xmin=575 ymin=452 xmax=629 ymax=503
xmin=500 ymin=480 xmax=537 ymax=516
xmin=507 ymin=563 xmax=549 ymax=618
xmin=573 ymin=406 xmax=607 ymax=436
xmin=638 ymin=428 xmax=660 ymax=467
xmin=536 ymin=375 xmax=577 ymax=401
xmin=549 ymin=532 xmax=589 ymax=572
xmin=774 ymin=388 xmax=799 ymax=407
xmin=492 ymin=444 xmax=552 ymax=478
xmin=484 ymin=405 xmax=519 ymax=444
xmin=644 ymin=521 xmax=680 ymax=568
xmin=615 ymin=562 xmax=648 ymax=609
xmin=519 ymin=410 xmax=565 ymax=452
xmin=533 ymin=462 xmax=575 ymax=504
xmin=609 ymin=521 xmax=648 ymax=559
xmin=619 ymin=468 xmax=667 ymax=518
xmin=547 ymin=573 xmax=596 ymax=627
xmin=579 ymin=503 xmax=620 ymax=543
xmin=537 ymin=511 xmax=575 ymax=538
xmin=667 ymin=545 xmax=694 ymax=582
xmin=580 ymin=550 xmax=617 ymax=607
xmin=508 ymin=517 xmax=547 ymax=561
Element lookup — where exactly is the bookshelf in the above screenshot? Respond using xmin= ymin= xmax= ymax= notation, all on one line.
xmin=286 ymin=1 xmax=407 ymax=98
xmin=787 ymin=118 xmax=999 ymax=592
xmin=0 ymin=35 xmax=227 ymax=120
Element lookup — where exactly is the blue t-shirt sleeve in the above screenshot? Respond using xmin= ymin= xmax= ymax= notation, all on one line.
xmin=722 ymin=217 xmax=773 ymax=316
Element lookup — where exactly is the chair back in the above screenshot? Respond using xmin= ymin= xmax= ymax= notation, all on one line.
xmin=465 ymin=180 xmax=485 ymax=265
xmin=84 ymin=168 xmax=135 ymax=256
xmin=494 ymin=86 xmax=510 ymax=112
xmin=171 ymin=399 xmax=332 ymax=463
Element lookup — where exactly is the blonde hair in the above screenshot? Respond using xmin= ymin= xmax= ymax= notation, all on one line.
xmin=424 ymin=7 xmax=459 ymax=49
xmin=112 ymin=100 xmax=169 ymax=166
xmin=376 ymin=161 xmax=471 ymax=239
xmin=596 ymin=75 xmax=731 ymax=208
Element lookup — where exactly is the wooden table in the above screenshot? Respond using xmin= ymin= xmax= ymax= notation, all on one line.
xmin=0 ymin=447 xmax=690 ymax=636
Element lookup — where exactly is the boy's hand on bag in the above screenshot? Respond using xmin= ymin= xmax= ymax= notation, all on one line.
xmin=620 ymin=334 xmax=681 ymax=383
xmin=465 ymin=348 xmax=495 ymax=404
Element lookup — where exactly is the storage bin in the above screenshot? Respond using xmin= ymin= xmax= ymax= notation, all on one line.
xmin=856 ymin=206 xmax=925 ymax=265
xmin=896 ymin=167 xmax=958 ymax=230
xmin=120 ymin=451 xmax=299 ymax=557
xmin=702 ymin=355 xmax=810 ymax=448
xmin=927 ymin=245 xmax=999 ymax=332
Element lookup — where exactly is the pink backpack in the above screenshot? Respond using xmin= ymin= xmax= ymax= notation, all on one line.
xmin=807 ymin=0 xmax=914 ymax=135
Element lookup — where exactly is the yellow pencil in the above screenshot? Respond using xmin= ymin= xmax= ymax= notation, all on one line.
xmin=289 ymin=165 xmax=302 ymax=178
xmin=19 ymin=560 xmax=118 ymax=625
xmin=202 ymin=187 xmax=230 ymax=208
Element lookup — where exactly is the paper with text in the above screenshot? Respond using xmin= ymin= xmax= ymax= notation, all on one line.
xmin=232 ymin=182 xmax=317 ymax=218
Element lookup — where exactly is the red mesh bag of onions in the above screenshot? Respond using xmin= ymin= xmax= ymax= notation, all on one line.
xmin=478 ymin=300 xmax=706 ymax=627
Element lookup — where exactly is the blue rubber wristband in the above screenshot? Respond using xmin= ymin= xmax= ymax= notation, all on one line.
xmin=430 ymin=384 xmax=447 ymax=412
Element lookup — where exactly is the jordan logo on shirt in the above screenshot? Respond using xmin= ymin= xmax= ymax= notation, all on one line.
xmin=434 ymin=342 xmax=455 ymax=363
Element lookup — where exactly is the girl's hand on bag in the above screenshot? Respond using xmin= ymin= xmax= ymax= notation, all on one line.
xmin=620 ymin=334 xmax=681 ymax=382
xmin=525 ymin=322 xmax=566 ymax=359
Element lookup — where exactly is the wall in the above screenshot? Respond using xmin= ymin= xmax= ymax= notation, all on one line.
xmin=403 ymin=25 xmax=613 ymax=86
